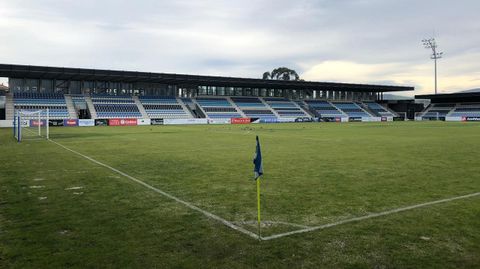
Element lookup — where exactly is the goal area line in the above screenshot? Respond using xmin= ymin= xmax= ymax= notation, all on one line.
xmin=49 ymin=139 xmax=480 ymax=241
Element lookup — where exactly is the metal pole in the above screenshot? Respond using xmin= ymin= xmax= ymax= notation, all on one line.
xmin=434 ymin=56 xmax=438 ymax=95
xmin=422 ymin=38 xmax=443 ymax=95
xmin=433 ymin=45 xmax=437 ymax=95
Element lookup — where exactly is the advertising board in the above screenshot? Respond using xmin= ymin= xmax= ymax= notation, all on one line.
xmin=30 ymin=119 xmax=47 ymax=127
xmin=63 ymin=119 xmax=79 ymax=127
xmin=48 ymin=119 xmax=64 ymax=127
xmin=231 ymin=118 xmax=251 ymax=124
xmin=208 ymin=118 xmax=231 ymax=124
xmin=95 ymin=119 xmax=108 ymax=126
xmin=108 ymin=118 xmax=138 ymax=126
xmin=78 ymin=119 xmax=95 ymax=127
xmin=163 ymin=118 xmax=208 ymax=125
xmin=462 ymin=116 xmax=480 ymax=121
xmin=151 ymin=119 xmax=164 ymax=125
xmin=137 ymin=119 xmax=151 ymax=126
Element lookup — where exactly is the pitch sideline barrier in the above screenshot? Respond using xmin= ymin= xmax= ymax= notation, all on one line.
xmin=163 ymin=118 xmax=208 ymax=125
xmin=0 ymin=120 xmax=13 ymax=128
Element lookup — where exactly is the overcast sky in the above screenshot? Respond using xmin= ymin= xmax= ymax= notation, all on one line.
xmin=1 ymin=0 xmax=479 ymax=95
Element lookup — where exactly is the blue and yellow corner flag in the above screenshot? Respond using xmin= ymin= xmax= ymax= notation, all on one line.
xmin=253 ymin=136 xmax=263 ymax=180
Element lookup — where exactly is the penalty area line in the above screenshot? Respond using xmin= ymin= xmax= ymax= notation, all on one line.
xmin=262 ymin=191 xmax=480 ymax=241
xmin=49 ymin=139 xmax=260 ymax=240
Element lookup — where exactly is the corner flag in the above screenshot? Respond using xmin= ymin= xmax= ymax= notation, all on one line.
xmin=253 ymin=136 xmax=263 ymax=180
xmin=253 ymin=135 xmax=263 ymax=239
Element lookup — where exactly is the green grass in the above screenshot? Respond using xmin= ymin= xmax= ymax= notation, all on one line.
xmin=1 ymin=122 xmax=480 ymax=268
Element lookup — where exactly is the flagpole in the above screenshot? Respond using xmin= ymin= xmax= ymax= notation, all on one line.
xmin=256 ymin=177 xmax=261 ymax=239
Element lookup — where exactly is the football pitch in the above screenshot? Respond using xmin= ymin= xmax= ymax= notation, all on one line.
xmin=1 ymin=122 xmax=479 ymax=268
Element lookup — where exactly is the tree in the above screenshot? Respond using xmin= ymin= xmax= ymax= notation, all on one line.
xmin=262 ymin=67 xmax=300 ymax=81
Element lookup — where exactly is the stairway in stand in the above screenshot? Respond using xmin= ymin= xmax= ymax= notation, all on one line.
xmin=5 ymin=92 xmax=14 ymax=120
xmin=85 ymin=96 xmax=98 ymax=119
xmin=132 ymin=96 xmax=149 ymax=118
xmin=64 ymin=95 xmax=78 ymax=119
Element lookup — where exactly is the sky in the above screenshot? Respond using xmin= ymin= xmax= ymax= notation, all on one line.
xmin=0 ymin=0 xmax=479 ymax=96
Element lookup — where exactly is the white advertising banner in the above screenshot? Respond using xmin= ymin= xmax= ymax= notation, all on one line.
xmin=208 ymin=118 xmax=231 ymax=124
xmin=0 ymin=120 xmax=13 ymax=128
xmin=445 ymin=116 xmax=462 ymax=122
xmin=362 ymin=117 xmax=382 ymax=122
xmin=137 ymin=119 xmax=151 ymax=126
xmin=277 ymin=118 xmax=296 ymax=123
xmin=78 ymin=119 xmax=95 ymax=127
xmin=163 ymin=118 xmax=208 ymax=125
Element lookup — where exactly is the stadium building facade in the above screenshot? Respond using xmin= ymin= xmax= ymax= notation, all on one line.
xmin=1 ymin=64 xmax=411 ymax=100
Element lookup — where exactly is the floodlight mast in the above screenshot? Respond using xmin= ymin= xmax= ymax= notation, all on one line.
xmin=422 ymin=38 xmax=443 ymax=94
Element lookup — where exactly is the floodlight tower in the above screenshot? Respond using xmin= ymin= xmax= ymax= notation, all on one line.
xmin=422 ymin=38 xmax=443 ymax=94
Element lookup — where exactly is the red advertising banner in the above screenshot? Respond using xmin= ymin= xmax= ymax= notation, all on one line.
xmin=335 ymin=117 xmax=342 ymax=122
xmin=381 ymin=117 xmax=387 ymax=122
xmin=231 ymin=118 xmax=251 ymax=124
xmin=63 ymin=119 xmax=79 ymax=126
xmin=108 ymin=118 xmax=138 ymax=126
xmin=30 ymin=120 xmax=47 ymax=127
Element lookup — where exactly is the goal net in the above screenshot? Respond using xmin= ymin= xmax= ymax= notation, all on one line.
xmin=13 ymin=109 xmax=49 ymax=142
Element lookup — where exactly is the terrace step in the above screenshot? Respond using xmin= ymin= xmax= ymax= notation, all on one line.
xmin=382 ymin=104 xmax=399 ymax=117
xmin=291 ymin=99 xmax=312 ymax=117
xmin=446 ymin=103 xmax=458 ymax=117
xmin=360 ymin=103 xmax=380 ymax=117
xmin=5 ymin=92 xmax=14 ymax=120
xmin=191 ymin=98 xmax=208 ymax=118
xmin=85 ymin=96 xmax=98 ymax=119
xmin=132 ymin=96 xmax=149 ymax=118
xmin=64 ymin=95 xmax=78 ymax=119
xmin=328 ymin=102 xmax=348 ymax=117
xmin=176 ymin=97 xmax=195 ymax=118
xmin=356 ymin=102 xmax=374 ymax=117
xmin=259 ymin=98 xmax=281 ymax=118
xmin=226 ymin=97 xmax=246 ymax=118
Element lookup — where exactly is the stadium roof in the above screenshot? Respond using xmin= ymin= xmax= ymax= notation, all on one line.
xmin=0 ymin=63 xmax=413 ymax=93
xmin=415 ymin=92 xmax=480 ymax=103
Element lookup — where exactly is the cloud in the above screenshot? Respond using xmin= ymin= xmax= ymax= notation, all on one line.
xmin=0 ymin=0 xmax=479 ymax=93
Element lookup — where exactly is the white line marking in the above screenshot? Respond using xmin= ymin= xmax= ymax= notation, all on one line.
xmin=232 ymin=220 xmax=311 ymax=229
xmin=49 ymin=139 xmax=260 ymax=240
xmin=49 ymin=139 xmax=480 ymax=241
xmin=261 ymin=192 xmax=480 ymax=240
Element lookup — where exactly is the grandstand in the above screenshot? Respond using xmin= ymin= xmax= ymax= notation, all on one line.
xmin=449 ymin=103 xmax=480 ymax=117
xmin=0 ymin=63 xmax=414 ymax=123
xmin=416 ymin=91 xmax=480 ymax=121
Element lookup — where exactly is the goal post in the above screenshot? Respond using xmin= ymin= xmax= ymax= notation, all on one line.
xmin=14 ymin=109 xmax=49 ymax=142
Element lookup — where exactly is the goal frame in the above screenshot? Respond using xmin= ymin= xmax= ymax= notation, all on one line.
xmin=13 ymin=108 xmax=49 ymax=142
